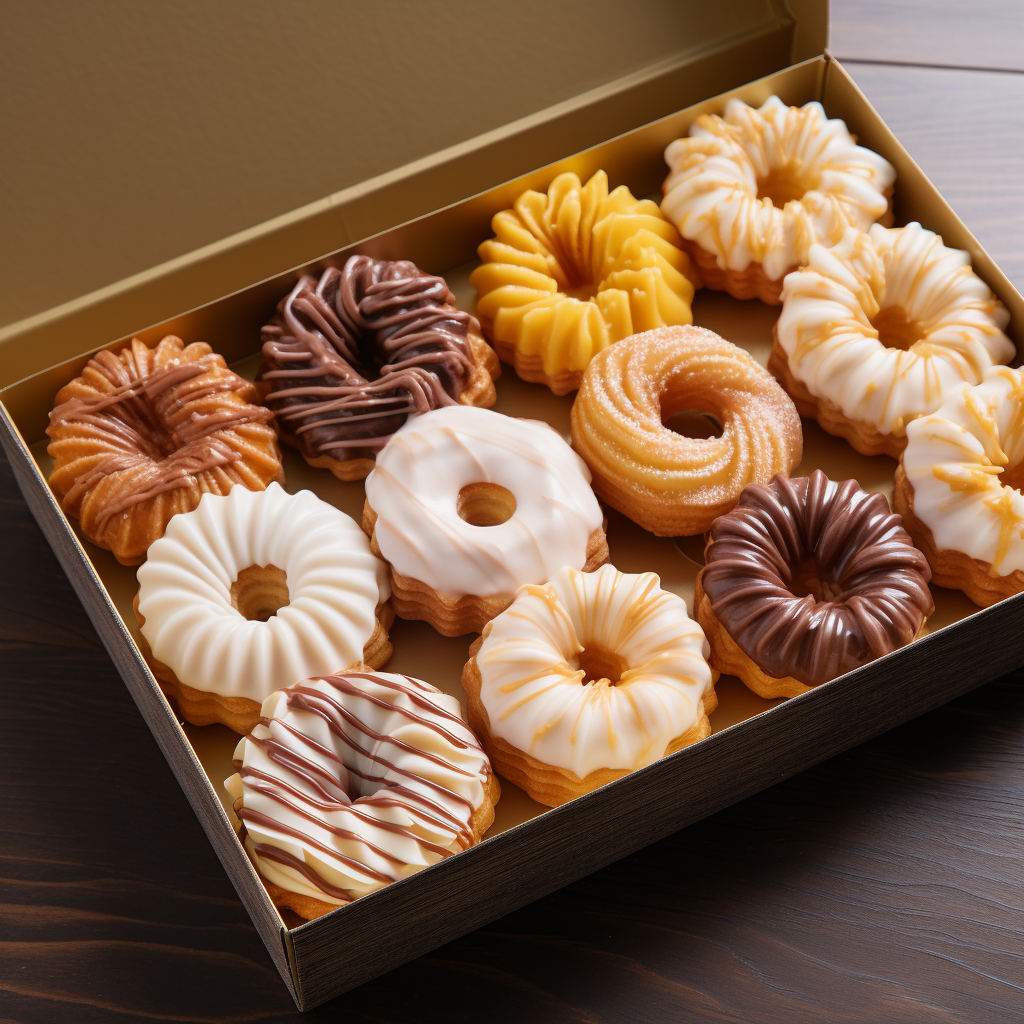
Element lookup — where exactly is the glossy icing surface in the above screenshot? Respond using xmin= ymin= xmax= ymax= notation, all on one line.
xmin=137 ymin=483 xmax=389 ymax=701
xmin=777 ymin=224 xmax=1013 ymax=437
xmin=225 ymin=671 xmax=492 ymax=906
xmin=474 ymin=563 xmax=713 ymax=778
xmin=702 ymin=470 xmax=933 ymax=686
xmin=364 ymin=405 xmax=603 ymax=598
xmin=662 ymin=96 xmax=895 ymax=280
xmin=904 ymin=366 xmax=1024 ymax=574
xmin=259 ymin=256 xmax=480 ymax=468
xmin=471 ymin=170 xmax=697 ymax=378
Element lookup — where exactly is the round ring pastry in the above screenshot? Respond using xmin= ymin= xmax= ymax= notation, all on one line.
xmin=258 ymin=255 xmax=499 ymax=481
xmin=462 ymin=563 xmax=717 ymax=807
xmin=363 ymin=405 xmax=609 ymax=636
xmin=771 ymin=224 xmax=1014 ymax=458
xmin=225 ymin=670 xmax=499 ymax=920
xmin=895 ymin=366 xmax=1024 ymax=607
xmin=695 ymin=470 xmax=934 ymax=699
xmin=135 ymin=482 xmax=393 ymax=733
xmin=661 ymin=96 xmax=895 ymax=304
xmin=46 ymin=335 xmax=284 ymax=565
xmin=571 ymin=325 xmax=802 ymax=536
xmin=470 ymin=169 xmax=700 ymax=394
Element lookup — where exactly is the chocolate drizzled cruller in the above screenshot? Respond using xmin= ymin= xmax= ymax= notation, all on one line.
xmin=695 ymin=470 xmax=934 ymax=697
xmin=258 ymin=255 xmax=498 ymax=480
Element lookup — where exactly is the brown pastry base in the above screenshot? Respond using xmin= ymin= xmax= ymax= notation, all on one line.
xmin=893 ymin=463 xmax=1024 ymax=607
xmin=768 ymin=325 xmax=906 ymax=459
xmin=237 ymin=773 xmax=501 ymax=921
xmin=133 ymin=593 xmax=395 ymax=733
xmin=363 ymin=501 xmax=609 ymax=636
xmin=489 ymin=339 xmax=589 ymax=396
xmin=462 ymin=636 xmax=717 ymax=807
xmin=694 ymin=570 xmax=811 ymax=700
xmin=272 ymin=328 xmax=501 ymax=482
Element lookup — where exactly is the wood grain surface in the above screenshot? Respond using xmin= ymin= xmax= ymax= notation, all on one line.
xmin=4 ymin=4 xmax=1024 ymax=1021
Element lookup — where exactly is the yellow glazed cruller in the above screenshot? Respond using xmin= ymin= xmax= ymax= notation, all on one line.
xmin=470 ymin=170 xmax=701 ymax=394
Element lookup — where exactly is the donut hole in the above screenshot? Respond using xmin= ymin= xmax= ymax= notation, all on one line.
xmin=457 ymin=482 xmax=517 ymax=527
xmin=663 ymin=409 xmax=724 ymax=440
xmin=577 ymin=644 xmax=629 ymax=686
xmin=872 ymin=305 xmax=925 ymax=351
xmin=999 ymin=460 xmax=1024 ymax=493
xmin=756 ymin=162 xmax=818 ymax=207
xmin=787 ymin=557 xmax=845 ymax=603
xmin=231 ymin=564 xmax=290 ymax=621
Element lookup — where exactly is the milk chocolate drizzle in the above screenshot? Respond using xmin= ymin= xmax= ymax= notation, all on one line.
xmin=47 ymin=348 xmax=274 ymax=527
xmin=258 ymin=256 xmax=479 ymax=466
xmin=702 ymin=470 xmax=933 ymax=685
xmin=237 ymin=671 xmax=490 ymax=904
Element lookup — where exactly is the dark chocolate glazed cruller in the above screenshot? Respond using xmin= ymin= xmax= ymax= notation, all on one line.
xmin=258 ymin=255 xmax=498 ymax=480
xmin=695 ymin=470 xmax=934 ymax=698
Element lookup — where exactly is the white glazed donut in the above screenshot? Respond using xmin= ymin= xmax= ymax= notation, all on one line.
xmin=225 ymin=670 xmax=498 ymax=919
xmin=898 ymin=366 xmax=1024 ymax=603
xmin=773 ymin=224 xmax=1013 ymax=456
xmin=363 ymin=405 xmax=607 ymax=634
xmin=462 ymin=563 xmax=716 ymax=806
xmin=137 ymin=482 xmax=390 ymax=716
xmin=662 ymin=96 xmax=894 ymax=291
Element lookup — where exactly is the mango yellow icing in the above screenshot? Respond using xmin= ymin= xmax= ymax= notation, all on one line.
xmin=470 ymin=170 xmax=699 ymax=393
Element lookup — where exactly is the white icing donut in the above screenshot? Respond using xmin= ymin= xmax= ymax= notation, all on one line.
xmin=662 ymin=96 xmax=894 ymax=280
xmin=777 ymin=224 xmax=1013 ymax=437
xmin=225 ymin=670 xmax=494 ymax=907
xmin=903 ymin=366 xmax=1024 ymax=575
xmin=473 ymin=563 xmax=714 ymax=779
xmin=137 ymin=482 xmax=389 ymax=702
xmin=364 ymin=405 xmax=604 ymax=598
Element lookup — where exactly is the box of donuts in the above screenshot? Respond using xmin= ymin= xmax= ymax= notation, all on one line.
xmin=3 ymin=3 xmax=1024 ymax=1011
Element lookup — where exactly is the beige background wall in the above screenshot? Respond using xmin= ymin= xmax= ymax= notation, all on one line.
xmin=0 ymin=0 xmax=780 ymax=329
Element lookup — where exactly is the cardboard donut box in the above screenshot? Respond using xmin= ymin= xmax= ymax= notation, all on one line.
xmin=3 ymin=3 xmax=1023 ymax=1011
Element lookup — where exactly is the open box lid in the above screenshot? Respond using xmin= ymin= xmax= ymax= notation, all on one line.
xmin=0 ymin=0 xmax=825 ymax=387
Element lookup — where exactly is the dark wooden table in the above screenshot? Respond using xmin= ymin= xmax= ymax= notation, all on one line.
xmin=4 ymin=4 xmax=1024 ymax=1021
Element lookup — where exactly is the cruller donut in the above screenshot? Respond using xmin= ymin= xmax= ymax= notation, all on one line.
xmin=571 ymin=325 xmax=802 ymax=536
xmin=135 ymin=483 xmax=393 ymax=733
xmin=463 ymin=563 xmax=717 ymax=807
xmin=258 ymin=255 xmax=499 ymax=481
xmin=695 ymin=470 xmax=934 ymax=699
xmin=895 ymin=366 xmax=1024 ymax=607
xmin=772 ymin=224 xmax=1013 ymax=458
xmin=226 ymin=670 xmax=499 ymax=920
xmin=363 ymin=405 xmax=609 ymax=636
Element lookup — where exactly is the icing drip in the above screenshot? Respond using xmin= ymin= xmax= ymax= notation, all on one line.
xmin=662 ymin=96 xmax=895 ymax=280
xmin=702 ymin=470 xmax=933 ymax=686
xmin=474 ymin=563 xmax=714 ymax=779
xmin=226 ymin=671 xmax=493 ymax=906
xmin=364 ymin=405 xmax=604 ymax=598
xmin=777 ymin=223 xmax=1014 ymax=437
xmin=259 ymin=256 xmax=480 ymax=465
xmin=904 ymin=366 xmax=1024 ymax=575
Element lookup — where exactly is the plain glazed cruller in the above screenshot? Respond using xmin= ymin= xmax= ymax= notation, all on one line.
xmin=772 ymin=224 xmax=1014 ymax=458
xmin=136 ymin=483 xmax=392 ymax=733
xmin=896 ymin=366 xmax=1024 ymax=607
xmin=470 ymin=169 xmax=700 ymax=394
xmin=662 ymin=96 xmax=895 ymax=304
xmin=226 ymin=670 xmax=499 ymax=920
xmin=363 ymin=405 xmax=608 ymax=636
xmin=462 ymin=563 xmax=716 ymax=807
xmin=47 ymin=336 xmax=284 ymax=565
xmin=571 ymin=325 xmax=802 ymax=536
xmin=695 ymin=470 xmax=934 ymax=699
xmin=258 ymin=255 xmax=499 ymax=481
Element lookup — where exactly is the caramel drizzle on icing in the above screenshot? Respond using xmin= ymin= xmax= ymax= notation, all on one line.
xmin=702 ymin=470 xmax=933 ymax=686
xmin=238 ymin=672 xmax=489 ymax=903
xmin=47 ymin=348 xmax=273 ymax=527
xmin=258 ymin=256 xmax=479 ymax=464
